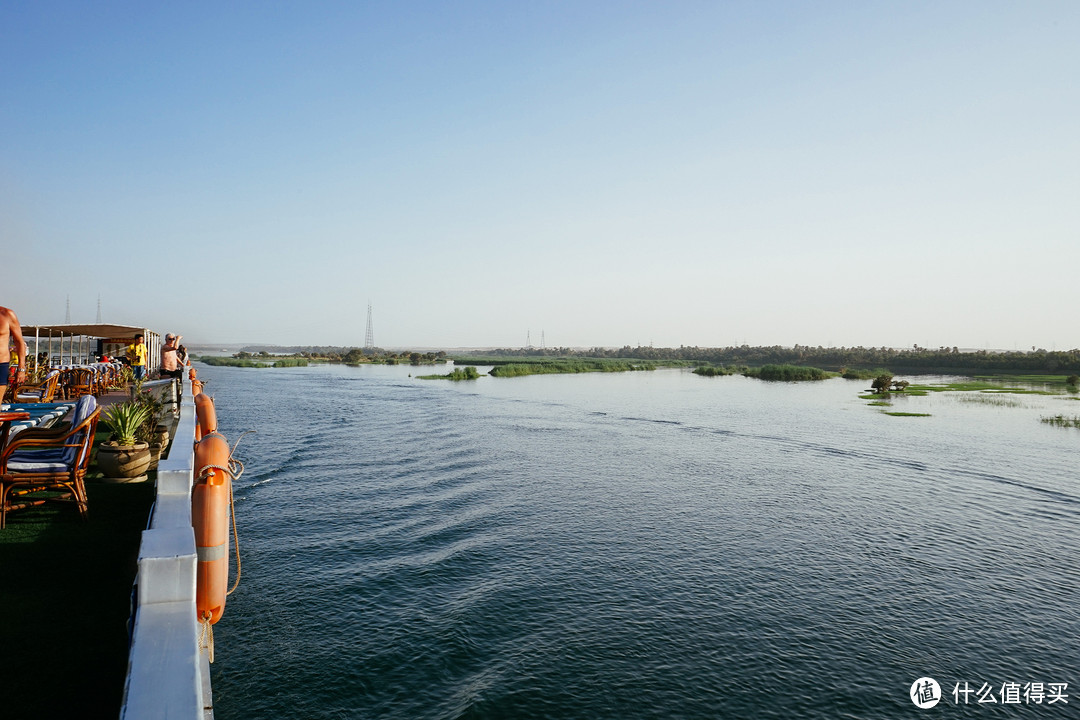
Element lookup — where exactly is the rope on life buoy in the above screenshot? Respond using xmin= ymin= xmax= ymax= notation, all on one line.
xmin=199 ymin=613 xmax=215 ymax=664
xmin=196 ymin=464 xmax=230 ymax=483
xmin=224 ymin=431 xmax=254 ymax=596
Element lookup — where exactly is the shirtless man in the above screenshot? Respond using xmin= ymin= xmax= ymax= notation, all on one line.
xmin=0 ymin=305 xmax=28 ymax=402
xmin=160 ymin=333 xmax=183 ymax=381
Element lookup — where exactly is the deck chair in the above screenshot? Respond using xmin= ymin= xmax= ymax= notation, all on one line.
xmin=68 ymin=368 xmax=96 ymax=399
xmin=0 ymin=395 xmax=100 ymax=528
xmin=13 ymin=370 xmax=61 ymax=404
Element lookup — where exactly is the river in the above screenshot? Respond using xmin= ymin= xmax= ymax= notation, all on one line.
xmin=196 ymin=363 xmax=1078 ymax=719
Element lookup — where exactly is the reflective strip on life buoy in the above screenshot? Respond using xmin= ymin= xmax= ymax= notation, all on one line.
xmin=192 ymin=432 xmax=231 ymax=624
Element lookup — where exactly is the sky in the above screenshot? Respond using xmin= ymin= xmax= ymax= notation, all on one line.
xmin=2 ymin=1 xmax=1077 ymax=350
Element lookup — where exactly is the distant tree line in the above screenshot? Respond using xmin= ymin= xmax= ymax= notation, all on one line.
xmin=462 ymin=345 xmax=1080 ymax=374
xmin=228 ymin=344 xmax=1080 ymax=375
xmin=235 ymin=347 xmax=447 ymax=365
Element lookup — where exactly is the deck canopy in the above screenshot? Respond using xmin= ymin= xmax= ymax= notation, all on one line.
xmin=19 ymin=323 xmax=161 ymax=370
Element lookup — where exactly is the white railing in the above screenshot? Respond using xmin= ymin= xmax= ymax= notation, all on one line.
xmin=120 ymin=380 xmax=214 ymax=720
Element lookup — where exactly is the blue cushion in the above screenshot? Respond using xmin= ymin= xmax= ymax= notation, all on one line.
xmin=60 ymin=396 xmax=97 ymax=466
xmin=9 ymin=448 xmax=67 ymax=461
xmin=70 ymin=395 xmax=97 ymax=426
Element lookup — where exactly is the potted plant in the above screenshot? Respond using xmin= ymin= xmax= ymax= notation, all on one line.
xmin=134 ymin=389 xmax=169 ymax=470
xmin=145 ymin=422 xmax=171 ymax=470
xmin=97 ymin=401 xmax=153 ymax=479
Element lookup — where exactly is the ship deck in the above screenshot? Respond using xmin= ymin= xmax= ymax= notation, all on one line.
xmin=0 ymin=387 xmax=167 ymax=717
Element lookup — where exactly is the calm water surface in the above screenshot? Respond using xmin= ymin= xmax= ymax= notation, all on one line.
xmin=198 ymin=364 xmax=1079 ymax=719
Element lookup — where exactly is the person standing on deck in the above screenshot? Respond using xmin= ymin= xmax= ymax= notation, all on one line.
xmin=176 ymin=344 xmax=190 ymax=370
xmin=128 ymin=334 xmax=147 ymax=381
xmin=160 ymin=333 xmax=183 ymax=385
xmin=0 ymin=306 xmax=28 ymax=402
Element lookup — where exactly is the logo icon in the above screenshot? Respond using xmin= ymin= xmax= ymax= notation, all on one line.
xmin=911 ymin=677 xmax=942 ymax=709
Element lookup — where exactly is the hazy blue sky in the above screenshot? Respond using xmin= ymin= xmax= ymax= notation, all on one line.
xmin=3 ymin=2 xmax=1077 ymax=349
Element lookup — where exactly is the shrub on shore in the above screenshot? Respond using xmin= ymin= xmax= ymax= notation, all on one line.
xmin=745 ymin=364 xmax=836 ymax=381
xmin=489 ymin=360 xmax=654 ymax=377
xmin=419 ymin=366 xmax=481 ymax=381
xmin=199 ymin=356 xmax=308 ymax=368
xmin=693 ymin=365 xmax=742 ymax=377
xmin=842 ymin=368 xmax=892 ymax=380
xmin=200 ymin=356 xmax=268 ymax=368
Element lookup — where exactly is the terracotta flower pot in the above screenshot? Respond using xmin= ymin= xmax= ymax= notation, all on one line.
xmin=97 ymin=441 xmax=152 ymax=479
xmin=148 ymin=443 xmax=164 ymax=471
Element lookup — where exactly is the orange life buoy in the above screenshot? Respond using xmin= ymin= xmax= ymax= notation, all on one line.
xmin=194 ymin=393 xmax=217 ymax=441
xmin=192 ymin=432 xmax=231 ymax=624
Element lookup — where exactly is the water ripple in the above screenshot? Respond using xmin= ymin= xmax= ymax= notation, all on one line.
xmin=207 ymin=365 xmax=1080 ymax=720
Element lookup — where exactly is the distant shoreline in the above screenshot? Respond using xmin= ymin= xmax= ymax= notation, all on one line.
xmin=192 ymin=343 xmax=1080 ymax=379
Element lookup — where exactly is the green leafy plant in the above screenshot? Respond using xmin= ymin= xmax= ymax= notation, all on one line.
xmin=745 ymin=365 xmax=836 ymax=381
xmin=418 ymin=366 xmax=481 ymax=381
xmin=103 ymin=401 xmax=153 ymax=446
xmin=131 ymin=387 xmax=166 ymax=443
xmin=694 ymin=365 xmax=741 ymax=377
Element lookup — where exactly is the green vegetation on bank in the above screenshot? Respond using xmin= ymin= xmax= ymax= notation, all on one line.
xmin=693 ymin=365 xmax=744 ymax=377
xmin=971 ymin=374 xmax=1080 ymax=388
xmin=744 ymin=364 xmax=836 ymax=381
xmin=489 ymin=359 xmax=657 ymax=377
xmin=199 ymin=356 xmax=268 ymax=367
xmin=195 ymin=344 xmax=1080 ymax=378
xmin=855 ymin=372 xmax=1080 ymax=428
xmin=197 ymin=355 xmax=308 ymax=368
xmin=841 ymin=367 xmax=894 ymax=380
xmin=905 ymin=381 xmax=1056 ymax=395
xmin=1041 ymin=415 xmax=1080 ymax=428
xmin=694 ymin=364 xmax=835 ymax=381
xmin=860 ymin=376 xmax=1060 ymax=407
xmin=455 ymin=344 xmax=1080 ymax=376
xmin=197 ymin=348 xmax=449 ymax=367
xmin=418 ymin=366 xmax=481 ymax=381
xmin=956 ymin=395 xmax=1026 ymax=407
xmin=272 ymin=357 xmax=308 ymax=367
xmin=692 ymin=363 xmax=840 ymax=381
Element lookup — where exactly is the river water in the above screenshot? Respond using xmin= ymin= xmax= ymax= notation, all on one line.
xmin=197 ymin=363 xmax=1079 ymax=719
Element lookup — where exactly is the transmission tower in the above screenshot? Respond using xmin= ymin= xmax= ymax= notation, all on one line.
xmin=96 ymin=294 xmax=102 ymax=322
xmin=364 ymin=303 xmax=375 ymax=349
xmin=65 ymin=295 xmax=71 ymax=323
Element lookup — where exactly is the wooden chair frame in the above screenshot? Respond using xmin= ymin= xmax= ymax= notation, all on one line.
xmin=12 ymin=371 xmax=61 ymax=404
xmin=0 ymin=407 xmax=100 ymax=528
